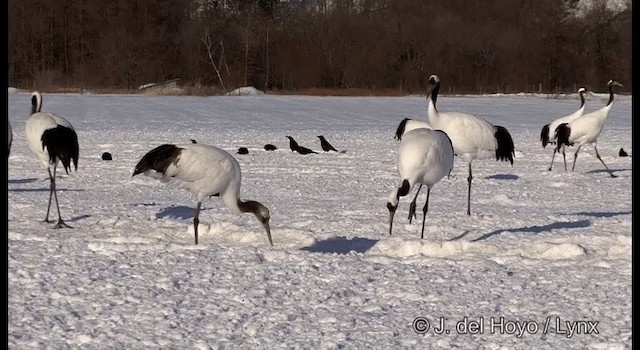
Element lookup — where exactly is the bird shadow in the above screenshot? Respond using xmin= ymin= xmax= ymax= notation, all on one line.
xmin=9 ymin=188 xmax=84 ymax=193
xmin=585 ymin=168 xmax=631 ymax=175
xmin=470 ymin=219 xmax=591 ymax=242
xmin=66 ymin=214 xmax=91 ymax=223
xmin=8 ymin=178 xmax=39 ymax=184
xmin=485 ymin=174 xmax=519 ymax=180
xmin=568 ymin=211 xmax=631 ymax=218
xmin=300 ymin=236 xmax=379 ymax=254
xmin=447 ymin=230 xmax=473 ymax=241
xmin=155 ymin=205 xmax=208 ymax=220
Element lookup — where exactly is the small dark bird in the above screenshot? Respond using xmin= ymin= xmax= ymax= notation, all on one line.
xmin=317 ymin=135 xmax=338 ymax=152
xmin=619 ymin=148 xmax=628 ymax=157
xmin=190 ymin=139 xmax=197 ymax=144
xmin=264 ymin=144 xmax=277 ymax=151
xmin=296 ymin=146 xmax=317 ymax=155
xmin=286 ymin=136 xmax=317 ymax=154
xmin=101 ymin=152 xmax=113 ymax=160
xmin=237 ymin=147 xmax=249 ymax=155
xmin=286 ymin=136 xmax=300 ymax=152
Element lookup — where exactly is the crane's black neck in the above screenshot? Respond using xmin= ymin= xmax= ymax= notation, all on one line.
xmin=606 ymin=84 xmax=616 ymax=106
xmin=579 ymin=91 xmax=585 ymax=108
xmin=31 ymin=95 xmax=40 ymax=114
xmin=428 ymin=81 xmax=440 ymax=109
xmin=238 ymin=199 xmax=265 ymax=217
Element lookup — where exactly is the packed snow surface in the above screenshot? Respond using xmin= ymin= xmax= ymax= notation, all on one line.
xmin=8 ymin=89 xmax=631 ymax=348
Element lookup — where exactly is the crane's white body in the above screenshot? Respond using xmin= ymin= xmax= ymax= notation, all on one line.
xmin=393 ymin=128 xmax=453 ymax=197
xmin=387 ymin=128 xmax=454 ymax=238
xmin=142 ymin=144 xmax=244 ymax=213
xmin=134 ymin=143 xmax=272 ymax=245
xmin=563 ymin=103 xmax=614 ymax=146
xmin=403 ymin=119 xmax=431 ymax=133
xmin=426 ymin=106 xmax=498 ymax=161
xmin=543 ymin=88 xmax=587 ymax=146
xmin=424 ymin=74 xmax=514 ymax=216
xmin=394 ymin=118 xmax=431 ymax=141
xmin=26 ymin=112 xmax=75 ymax=169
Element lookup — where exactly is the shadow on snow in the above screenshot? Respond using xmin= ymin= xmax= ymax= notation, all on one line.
xmin=8 ymin=178 xmax=39 ymax=184
xmin=301 ymin=236 xmax=379 ymax=254
xmin=568 ymin=211 xmax=632 ymax=218
xmin=9 ymin=187 xmax=84 ymax=193
xmin=585 ymin=168 xmax=631 ymax=175
xmin=484 ymin=174 xmax=519 ymax=180
xmin=471 ymin=219 xmax=591 ymax=242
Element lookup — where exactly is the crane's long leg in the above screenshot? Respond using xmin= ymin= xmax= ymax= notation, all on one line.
xmin=193 ymin=201 xmax=202 ymax=244
xmin=594 ymin=145 xmax=617 ymax=178
xmin=562 ymin=146 xmax=567 ymax=171
xmin=571 ymin=145 xmax=582 ymax=171
xmin=467 ymin=163 xmax=472 ymax=216
xmin=420 ymin=187 xmax=431 ymax=239
xmin=51 ymin=165 xmax=71 ymax=229
xmin=548 ymin=148 xmax=557 ymax=171
xmin=408 ymin=185 xmax=422 ymax=223
xmin=44 ymin=168 xmax=54 ymax=223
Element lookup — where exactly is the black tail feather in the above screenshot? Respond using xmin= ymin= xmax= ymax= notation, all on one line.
xmin=133 ymin=144 xmax=183 ymax=177
xmin=555 ymin=123 xmax=572 ymax=152
xmin=394 ymin=118 xmax=410 ymax=141
xmin=40 ymin=126 xmax=79 ymax=174
xmin=540 ymin=124 xmax=550 ymax=148
xmin=494 ymin=125 xmax=515 ymax=164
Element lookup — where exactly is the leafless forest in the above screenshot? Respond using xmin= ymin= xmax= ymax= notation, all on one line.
xmin=8 ymin=0 xmax=631 ymax=94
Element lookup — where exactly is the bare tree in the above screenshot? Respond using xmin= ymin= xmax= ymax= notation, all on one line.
xmin=201 ymin=29 xmax=227 ymax=92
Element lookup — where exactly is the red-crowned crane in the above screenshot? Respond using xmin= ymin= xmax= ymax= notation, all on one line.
xmin=393 ymin=117 xmax=433 ymax=223
xmin=555 ymin=80 xmax=623 ymax=178
xmin=425 ymin=74 xmax=514 ymax=216
xmin=542 ymin=87 xmax=587 ymax=171
xmin=387 ymin=128 xmax=454 ymax=238
xmin=25 ymin=92 xmax=79 ymax=228
xmin=133 ymin=143 xmax=273 ymax=245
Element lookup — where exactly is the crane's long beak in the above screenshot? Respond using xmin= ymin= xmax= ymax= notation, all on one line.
xmin=264 ymin=223 xmax=273 ymax=246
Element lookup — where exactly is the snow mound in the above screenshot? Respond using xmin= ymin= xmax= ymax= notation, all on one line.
xmin=226 ymin=86 xmax=265 ymax=96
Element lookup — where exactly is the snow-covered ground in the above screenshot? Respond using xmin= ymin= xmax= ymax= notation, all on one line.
xmin=8 ymin=89 xmax=631 ymax=348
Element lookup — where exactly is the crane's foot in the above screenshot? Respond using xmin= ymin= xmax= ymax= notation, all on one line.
xmin=53 ymin=220 xmax=72 ymax=229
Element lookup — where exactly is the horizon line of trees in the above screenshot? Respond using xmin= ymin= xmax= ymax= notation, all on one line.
xmin=9 ymin=0 xmax=631 ymax=94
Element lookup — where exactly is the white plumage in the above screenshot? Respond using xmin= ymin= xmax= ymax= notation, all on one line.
xmin=543 ymin=88 xmax=587 ymax=171
xmin=25 ymin=91 xmax=80 ymax=228
xmin=425 ymin=74 xmax=514 ymax=216
xmin=555 ymin=80 xmax=623 ymax=177
xmin=133 ymin=143 xmax=272 ymax=245
xmin=387 ymin=128 xmax=454 ymax=238
xmin=8 ymin=119 xmax=12 ymax=157
xmin=394 ymin=117 xmax=432 ymax=141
